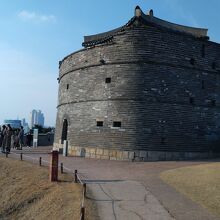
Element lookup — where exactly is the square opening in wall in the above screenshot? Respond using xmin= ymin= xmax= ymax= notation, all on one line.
xmin=105 ymin=77 xmax=111 ymax=83
xmin=189 ymin=97 xmax=194 ymax=104
xmin=113 ymin=121 xmax=121 ymax=127
xmin=201 ymin=44 xmax=205 ymax=58
xmin=201 ymin=80 xmax=205 ymax=89
xmin=190 ymin=58 xmax=195 ymax=65
xmin=211 ymin=100 xmax=216 ymax=106
xmin=161 ymin=137 xmax=166 ymax=144
xmin=97 ymin=121 xmax=103 ymax=127
xmin=212 ymin=62 xmax=216 ymax=70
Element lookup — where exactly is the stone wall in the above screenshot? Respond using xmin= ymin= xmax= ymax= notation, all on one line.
xmin=24 ymin=133 xmax=54 ymax=146
xmin=55 ymin=25 xmax=220 ymax=160
xmin=53 ymin=144 xmax=220 ymax=161
xmin=38 ymin=133 xmax=54 ymax=146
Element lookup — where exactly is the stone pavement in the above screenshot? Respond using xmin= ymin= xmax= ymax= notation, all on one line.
xmin=4 ymin=146 xmax=220 ymax=220
xmin=86 ymin=180 xmax=174 ymax=220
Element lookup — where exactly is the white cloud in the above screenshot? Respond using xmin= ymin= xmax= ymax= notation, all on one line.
xmin=18 ymin=10 xmax=56 ymax=23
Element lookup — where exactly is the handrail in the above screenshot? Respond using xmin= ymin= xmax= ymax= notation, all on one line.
xmin=1 ymin=151 xmax=87 ymax=220
xmin=74 ymin=170 xmax=87 ymax=220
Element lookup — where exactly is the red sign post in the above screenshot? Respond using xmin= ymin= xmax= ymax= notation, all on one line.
xmin=50 ymin=150 xmax=59 ymax=182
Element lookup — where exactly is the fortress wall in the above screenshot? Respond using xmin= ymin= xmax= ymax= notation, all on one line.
xmin=58 ymin=64 xmax=219 ymax=106
xmin=55 ymin=25 xmax=220 ymax=160
xmin=55 ymin=100 xmax=220 ymax=152
xmin=59 ymin=27 xmax=220 ymax=78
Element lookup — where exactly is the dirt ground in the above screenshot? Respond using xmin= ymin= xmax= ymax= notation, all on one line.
xmin=0 ymin=157 xmax=98 ymax=220
xmin=160 ymin=162 xmax=220 ymax=219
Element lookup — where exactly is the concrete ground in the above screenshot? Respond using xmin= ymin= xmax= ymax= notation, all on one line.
xmin=3 ymin=146 xmax=220 ymax=220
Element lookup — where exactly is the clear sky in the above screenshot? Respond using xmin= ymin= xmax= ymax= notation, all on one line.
xmin=0 ymin=0 xmax=220 ymax=126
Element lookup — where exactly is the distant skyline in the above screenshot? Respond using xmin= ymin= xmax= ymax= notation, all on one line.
xmin=0 ymin=0 xmax=220 ymax=126
xmin=30 ymin=109 xmax=44 ymax=128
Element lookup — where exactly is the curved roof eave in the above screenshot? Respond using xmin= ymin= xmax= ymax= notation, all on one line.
xmin=84 ymin=26 xmax=123 ymax=43
xmin=141 ymin=13 xmax=208 ymax=38
xmin=82 ymin=6 xmax=209 ymax=48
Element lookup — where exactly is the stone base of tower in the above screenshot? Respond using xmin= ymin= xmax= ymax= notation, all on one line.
xmin=53 ymin=142 xmax=220 ymax=161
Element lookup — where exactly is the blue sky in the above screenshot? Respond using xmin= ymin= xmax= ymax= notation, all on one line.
xmin=0 ymin=0 xmax=220 ymax=126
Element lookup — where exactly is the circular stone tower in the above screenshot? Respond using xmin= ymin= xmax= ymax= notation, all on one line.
xmin=54 ymin=6 xmax=220 ymax=161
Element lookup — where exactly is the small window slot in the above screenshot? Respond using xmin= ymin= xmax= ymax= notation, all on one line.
xmin=66 ymin=84 xmax=69 ymax=90
xmin=161 ymin=137 xmax=166 ymax=144
xmin=212 ymin=62 xmax=216 ymax=70
xmin=211 ymin=100 xmax=216 ymax=106
xmin=100 ymin=59 xmax=105 ymax=64
xmin=113 ymin=121 xmax=121 ymax=127
xmin=189 ymin=97 xmax=194 ymax=105
xmin=201 ymin=44 xmax=205 ymax=58
xmin=201 ymin=80 xmax=205 ymax=89
xmin=190 ymin=58 xmax=195 ymax=65
xmin=105 ymin=77 xmax=111 ymax=83
xmin=97 ymin=121 xmax=103 ymax=127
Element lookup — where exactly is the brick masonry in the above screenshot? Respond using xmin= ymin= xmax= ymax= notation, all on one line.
xmin=54 ymin=10 xmax=220 ymax=161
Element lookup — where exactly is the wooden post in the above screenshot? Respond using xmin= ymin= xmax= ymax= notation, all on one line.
xmin=39 ymin=157 xmax=42 ymax=166
xmin=80 ymin=207 xmax=85 ymax=220
xmin=74 ymin=170 xmax=78 ymax=183
xmin=20 ymin=153 xmax=23 ymax=161
xmin=49 ymin=150 xmax=59 ymax=182
xmin=83 ymin=183 xmax=86 ymax=197
xmin=61 ymin=163 xmax=63 ymax=174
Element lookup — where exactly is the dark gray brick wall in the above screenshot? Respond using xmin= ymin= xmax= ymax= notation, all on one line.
xmin=55 ymin=25 xmax=220 ymax=155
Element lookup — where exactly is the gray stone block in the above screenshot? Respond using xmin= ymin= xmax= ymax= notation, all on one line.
xmin=128 ymin=151 xmax=135 ymax=160
xmin=139 ymin=151 xmax=147 ymax=158
xmin=122 ymin=151 xmax=129 ymax=159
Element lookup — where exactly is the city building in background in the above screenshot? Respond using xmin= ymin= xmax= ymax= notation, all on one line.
xmin=21 ymin=118 xmax=30 ymax=133
xmin=4 ymin=119 xmax=21 ymax=129
xmin=30 ymin=110 xmax=45 ymax=128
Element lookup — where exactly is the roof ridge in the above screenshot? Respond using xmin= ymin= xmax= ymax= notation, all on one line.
xmin=82 ymin=6 xmax=209 ymax=48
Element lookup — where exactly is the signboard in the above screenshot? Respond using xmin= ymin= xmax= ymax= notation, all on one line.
xmin=63 ymin=140 xmax=68 ymax=157
xmin=33 ymin=129 xmax=38 ymax=147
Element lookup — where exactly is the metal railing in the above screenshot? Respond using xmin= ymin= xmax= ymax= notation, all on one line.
xmin=74 ymin=169 xmax=87 ymax=220
xmin=1 ymin=151 xmax=87 ymax=220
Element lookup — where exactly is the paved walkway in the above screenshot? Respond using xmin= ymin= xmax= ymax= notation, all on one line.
xmin=3 ymin=146 xmax=220 ymax=220
xmin=86 ymin=180 xmax=174 ymax=220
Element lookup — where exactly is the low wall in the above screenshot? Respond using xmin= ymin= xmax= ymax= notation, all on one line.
xmin=24 ymin=133 xmax=54 ymax=146
xmin=38 ymin=133 xmax=54 ymax=146
xmin=53 ymin=142 xmax=220 ymax=161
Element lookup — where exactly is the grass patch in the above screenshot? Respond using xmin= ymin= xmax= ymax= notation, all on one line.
xmin=0 ymin=157 xmax=98 ymax=220
xmin=160 ymin=162 xmax=220 ymax=218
